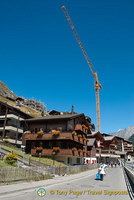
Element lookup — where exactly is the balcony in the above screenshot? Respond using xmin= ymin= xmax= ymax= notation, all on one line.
xmin=0 ymin=114 xmax=24 ymax=121
xmin=24 ymin=132 xmax=85 ymax=145
xmin=31 ymin=148 xmax=84 ymax=157
xmin=126 ymin=150 xmax=133 ymax=152
xmin=87 ymin=150 xmax=96 ymax=157
xmin=0 ymin=126 xmax=23 ymax=133
xmin=110 ymin=144 xmax=117 ymax=150
xmin=127 ymin=144 xmax=133 ymax=147
xmin=75 ymin=124 xmax=88 ymax=135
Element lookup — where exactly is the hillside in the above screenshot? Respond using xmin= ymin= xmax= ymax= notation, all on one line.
xmin=110 ymin=126 xmax=134 ymax=144
xmin=0 ymin=81 xmax=46 ymax=118
xmin=0 ymin=81 xmax=17 ymax=100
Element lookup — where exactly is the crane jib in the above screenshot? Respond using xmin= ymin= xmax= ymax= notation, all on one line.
xmin=62 ymin=5 xmax=102 ymax=132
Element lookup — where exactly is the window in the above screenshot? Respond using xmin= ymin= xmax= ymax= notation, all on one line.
xmin=67 ymin=157 xmax=72 ymax=164
xmin=77 ymin=158 xmax=80 ymax=164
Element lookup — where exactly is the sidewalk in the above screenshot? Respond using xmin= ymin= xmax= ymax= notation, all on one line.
xmin=0 ymin=168 xmax=98 ymax=196
xmin=43 ymin=167 xmax=131 ymax=200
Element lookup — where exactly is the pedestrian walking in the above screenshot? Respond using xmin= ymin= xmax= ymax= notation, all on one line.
xmin=98 ymin=164 xmax=106 ymax=181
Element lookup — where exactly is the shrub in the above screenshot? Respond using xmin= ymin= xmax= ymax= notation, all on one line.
xmin=5 ymin=152 xmax=18 ymax=165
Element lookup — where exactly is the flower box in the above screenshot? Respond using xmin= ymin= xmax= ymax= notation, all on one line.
xmin=37 ymin=131 xmax=43 ymax=137
xmin=52 ymin=130 xmax=61 ymax=135
xmin=72 ymin=147 xmax=77 ymax=152
xmin=78 ymin=134 xmax=82 ymax=138
xmin=82 ymin=124 xmax=88 ymax=130
xmin=24 ymin=130 xmax=31 ymax=134
xmin=52 ymin=147 xmax=60 ymax=152
xmin=3 ymin=138 xmax=9 ymax=143
xmin=36 ymin=147 xmax=43 ymax=152
xmin=78 ymin=149 xmax=83 ymax=153
xmin=83 ymin=150 xmax=87 ymax=154
xmin=72 ymin=131 xmax=77 ymax=136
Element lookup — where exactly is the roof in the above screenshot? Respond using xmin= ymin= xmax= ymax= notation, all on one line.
xmin=88 ymin=131 xmax=104 ymax=141
xmin=49 ymin=110 xmax=61 ymax=115
xmin=104 ymin=134 xmax=133 ymax=143
xmin=87 ymin=138 xmax=96 ymax=146
xmin=24 ymin=113 xmax=84 ymax=122
xmin=102 ymin=133 xmax=109 ymax=136
xmin=103 ymin=136 xmax=115 ymax=141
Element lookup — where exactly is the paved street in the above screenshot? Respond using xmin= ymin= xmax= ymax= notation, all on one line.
xmin=0 ymin=167 xmax=131 ymax=200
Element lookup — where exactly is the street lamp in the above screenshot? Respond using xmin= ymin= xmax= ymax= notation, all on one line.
xmin=21 ymin=145 xmax=25 ymax=165
xmin=52 ymin=151 xmax=56 ymax=165
xmin=39 ymin=152 xmax=42 ymax=167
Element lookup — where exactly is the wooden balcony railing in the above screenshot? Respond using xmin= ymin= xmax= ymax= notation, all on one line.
xmin=31 ymin=148 xmax=84 ymax=157
xmin=75 ymin=124 xmax=88 ymax=134
xmin=24 ymin=132 xmax=86 ymax=145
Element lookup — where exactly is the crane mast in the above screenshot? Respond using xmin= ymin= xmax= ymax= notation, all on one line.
xmin=62 ymin=5 xmax=102 ymax=132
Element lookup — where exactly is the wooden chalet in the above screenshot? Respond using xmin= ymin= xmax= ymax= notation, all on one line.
xmin=0 ymin=101 xmax=31 ymax=145
xmin=22 ymin=113 xmax=94 ymax=165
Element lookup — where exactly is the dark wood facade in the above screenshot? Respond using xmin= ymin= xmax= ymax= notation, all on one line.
xmin=22 ymin=113 xmax=94 ymax=165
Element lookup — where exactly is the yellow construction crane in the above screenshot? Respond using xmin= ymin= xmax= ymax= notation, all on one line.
xmin=62 ymin=5 xmax=102 ymax=132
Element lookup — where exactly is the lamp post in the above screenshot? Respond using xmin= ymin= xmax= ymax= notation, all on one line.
xmin=21 ymin=145 xmax=25 ymax=165
xmin=39 ymin=152 xmax=42 ymax=167
xmin=52 ymin=151 xmax=56 ymax=165
xmin=99 ymin=148 xmax=101 ymax=164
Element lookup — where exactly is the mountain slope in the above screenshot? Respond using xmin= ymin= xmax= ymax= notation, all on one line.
xmin=0 ymin=81 xmax=17 ymax=100
xmin=0 ymin=81 xmax=46 ymax=118
xmin=110 ymin=126 xmax=134 ymax=144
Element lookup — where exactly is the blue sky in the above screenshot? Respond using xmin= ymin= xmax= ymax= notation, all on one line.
xmin=0 ymin=0 xmax=134 ymax=133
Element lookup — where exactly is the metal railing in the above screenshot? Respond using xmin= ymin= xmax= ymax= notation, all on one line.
xmin=125 ymin=162 xmax=134 ymax=172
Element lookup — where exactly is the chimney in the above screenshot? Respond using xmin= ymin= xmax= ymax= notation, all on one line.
xmin=71 ymin=105 xmax=74 ymax=114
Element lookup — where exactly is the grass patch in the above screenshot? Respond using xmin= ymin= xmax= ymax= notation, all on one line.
xmin=0 ymin=95 xmax=41 ymax=118
xmin=1 ymin=143 xmax=66 ymax=167
xmin=38 ymin=157 xmax=66 ymax=167
xmin=0 ymin=160 xmax=18 ymax=168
